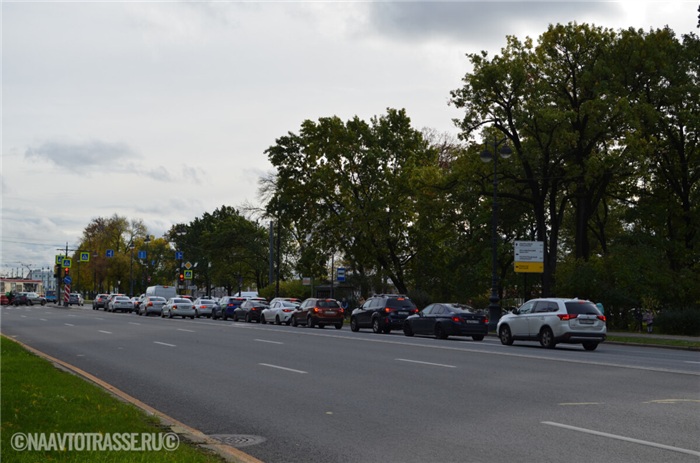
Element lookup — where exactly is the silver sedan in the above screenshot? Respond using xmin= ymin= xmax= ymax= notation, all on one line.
xmin=162 ymin=298 xmax=195 ymax=319
xmin=139 ymin=296 xmax=166 ymax=316
xmin=193 ymin=298 xmax=216 ymax=318
xmin=108 ymin=296 xmax=134 ymax=313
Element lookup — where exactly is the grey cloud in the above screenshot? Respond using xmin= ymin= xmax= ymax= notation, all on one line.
xmin=364 ymin=2 xmax=620 ymax=44
xmin=24 ymin=140 xmax=139 ymax=172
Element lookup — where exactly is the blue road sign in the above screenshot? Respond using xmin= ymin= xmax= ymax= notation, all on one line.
xmin=106 ymin=250 xmax=114 ymax=257
xmin=175 ymin=251 xmax=183 ymax=260
xmin=152 ymin=260 xmax=155 ymax=266
xmin=337 ymin=268 xmax=346 ymax=281
xmin=80 ymin=252 xmax=90 ymax=262
xmin=184 ymin=270 xmax=193 ymax=280
xmin=138 ymin=251 xmax=146 ymax=259
xmin=63 ymin=276 xmax=73 ymax=284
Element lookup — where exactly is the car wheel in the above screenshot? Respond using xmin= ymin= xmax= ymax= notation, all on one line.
xmin=275 ymin=315 xmax=281 ymax=325
xmin=286 ymin=318 xmax=291 ymax=326
xmin=335 ymin=323 xmax=342 ymax=330
xmin=261 ymin=314 xmax=267 ymax=324
xmin=403 ymin=322 xmax=414 ymax=337
xmin=190 ymin=315 xmax=195 ymax=320
xmin=225 ymin=312 xmax=230 ymax=321
xmin=160 ymin=310 xmax=164 ymax=318
xmin=383 ymin=327 xmax=391 ymax=334
xmin=307 ymin=316 xmax=315 ymax=328
xmin=540 ymin=327 xmax=556 ymax=349
xmin=28 ymin=301 xmax=33 ymax=306
xmin=41 ymin=301 xmax=46 ymax=306
xmin=245 ymin=313 xmax=252 ymax=323
xmin=138 ymin=309 xmax=143 ymax=316
xmin=168 ymin=310 xmax=173 ymax=319
xmin=434 ymin=324 xmax=448 ymax=340
xmin=472 ymin=335 xmax=484 ymax=341
xmin=499 ymin=326 xmax=514 ymax=345
xmin=372 ymin=318 xmax=382 ymax=334
xmin=350 ymin=317 xmax=359 ymax=332
xmin=291 ymin=316 xmax=298 ymax=327
xmin=318 ymin=323 xmax=325 ymax=329
xmin=582 ymin=342 xmax=599 ymax=351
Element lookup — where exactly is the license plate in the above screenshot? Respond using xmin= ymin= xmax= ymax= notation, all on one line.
xmin=326 ymin=311 xmax=336 ymax=315
xmin=465 ymin=320 xmax=479 ymax=324
xmin=580 ymin=319 xmax=594 ymax=324
xmin=399 ymin=311 xmax=408 ymax=315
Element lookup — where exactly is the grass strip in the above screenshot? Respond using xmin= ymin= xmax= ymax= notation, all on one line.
xmin=605 ymin=334 xmax=700 ymax=349
xmin=1 ymin=336 xmax=224 ymax=462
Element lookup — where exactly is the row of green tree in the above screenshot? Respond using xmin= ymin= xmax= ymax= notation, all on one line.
xmin=262 ymin=23 xmax=699 ymax=325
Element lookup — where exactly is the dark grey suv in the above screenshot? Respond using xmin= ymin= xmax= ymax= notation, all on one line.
xmin=350 ymin=294 xmax=418 ymax=334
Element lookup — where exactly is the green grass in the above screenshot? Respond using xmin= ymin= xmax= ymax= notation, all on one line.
xmin=1 ymin=336 xmax=225 ymax=462
xmin=605 ymin=334 xmax=700 ymax=349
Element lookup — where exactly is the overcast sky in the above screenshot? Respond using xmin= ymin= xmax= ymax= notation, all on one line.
xmin=2 ymin=1 xmax=697 ymax=275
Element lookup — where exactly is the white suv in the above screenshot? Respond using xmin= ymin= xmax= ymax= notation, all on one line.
xmin=497 ymin=298 xmax=606 ymax=351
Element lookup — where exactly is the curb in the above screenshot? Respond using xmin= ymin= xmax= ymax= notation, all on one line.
xmin=2 ymin=334 xmax=264 ymax=463
xmin=485 ymin=332 xmax=699 ymax=351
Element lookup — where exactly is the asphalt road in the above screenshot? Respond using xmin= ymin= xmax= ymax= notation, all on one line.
xmin=3 ymin=304 xmax=699 ymax=463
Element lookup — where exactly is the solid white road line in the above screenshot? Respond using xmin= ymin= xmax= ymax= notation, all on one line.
xmin=94 ymin=318 xmax=104 ymax=320
xmin=65 ymin=324 xmax=74 ymax=327
xmin=684 ymin=361 xmax=700 ymax=364
xmin=255 ymin=339 xmax=284 ymax=345
xmin=129 ymin=322 xmax=141 ymax=325
xmin=259 ymin=363 xmax=307 ymax=374
xmin=177 ymin=329 xmax=195 ymax=333
xmin=154 ymin=341 xmax=176 ymax=347
xmin=396 ymin=358 xmax=456 ymax=368
xmin=541 ymin=421 xmax=700 ymax=457
xmin=40 ymin=319 xmax=47 ymax=321
xmin=21 ymin=315 xmax=26 ymax=318
xmin=98 ymin=330 xmax=112 ymax=334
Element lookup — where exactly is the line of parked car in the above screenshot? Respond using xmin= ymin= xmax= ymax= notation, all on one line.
xmin=88 ymin=293 xmax=607 ymax=351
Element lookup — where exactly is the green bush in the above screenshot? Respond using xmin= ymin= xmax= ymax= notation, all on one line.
xmin=655 ymin=309 xmax=700 ymax=336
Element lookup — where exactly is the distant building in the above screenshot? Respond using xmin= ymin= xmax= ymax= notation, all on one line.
xmin=29 ymin=269 xmax=55 ymax=292
xmin=1 ymin=278 xmax=44 ymax=295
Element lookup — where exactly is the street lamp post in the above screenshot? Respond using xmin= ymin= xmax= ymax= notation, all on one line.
xmin=144 ymin=236 xmax=151 ymax=286
xmin=480 ymin=134 xmax=512 ymax=331
xmin=129 ymin=242 xmax=135 ymax=297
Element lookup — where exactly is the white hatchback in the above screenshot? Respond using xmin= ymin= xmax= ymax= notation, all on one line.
xmin=261 ymin=300 xmax=300 ymax=325
xmin=497 ymin=298 xmax=606 ymax=350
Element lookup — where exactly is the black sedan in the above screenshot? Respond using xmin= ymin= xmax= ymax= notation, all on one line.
xmin=233 ymin=300 xmax=268 ymax=323
xmin=403 ymin=303 xmax=488 ymax=340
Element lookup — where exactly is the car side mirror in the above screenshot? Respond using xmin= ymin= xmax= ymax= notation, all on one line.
xmin=418 ymin=312 xmax=424 ymax=317
xmin=512 ymin=309 xmax=520 ymax=315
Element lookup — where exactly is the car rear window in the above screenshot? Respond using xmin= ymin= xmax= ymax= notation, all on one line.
xmin=386 ymin=298 xmax=417 ymax=309
xmin=174 ymin=298 xmax=191 ymax=304
xmin=199 ymin=300 xmax=215 ymax=305
xmin=115 ymin=297 xmax=129 ymax=301
xmin=565 ymin=301 xmax=601 ymax=315
xmin=445 ymin=304 xmax=480 ymax=314
xmin=317 ymin=300 xmax=340 ymax=309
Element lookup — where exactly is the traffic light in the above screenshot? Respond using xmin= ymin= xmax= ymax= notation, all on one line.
xmin=179 ymin=273 xmax=184 ymax=283
xmin=64 ymin=268 xmax=70 ymax=276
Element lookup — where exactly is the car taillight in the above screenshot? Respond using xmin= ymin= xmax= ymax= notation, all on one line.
xmin=283 ymin=309 xmax=291 ymax=312
xmin=228 ymin=304 xmax=234 ymax=307
xmin=252 ymin=308 xmax=257 ymax=311
xmin=451 ymin=316 xmax=461 ymax=322
xmin=484 ymin=318 xmax=489 ymax=324
xmin=148 ymin=302 xmax=153 ymax=307
xmin=597 ymin=315 xmax=606 ymax=321
xmin=557 ymin=314 xmax=578 ymax=320
xmin=384 ymin=308 xmax=397 ymax=313
xmin=314 ymin=307 xmax=321 ymax=313
xmin=173 ymin=305 xmax=177 ymax=309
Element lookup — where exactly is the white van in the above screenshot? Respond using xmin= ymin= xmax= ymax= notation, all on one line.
xmin=146 ymin=285 xmax=177 ymax=300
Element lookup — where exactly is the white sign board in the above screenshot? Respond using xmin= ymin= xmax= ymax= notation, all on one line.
xmin=514 ymin=241 xmax=544 ymax=262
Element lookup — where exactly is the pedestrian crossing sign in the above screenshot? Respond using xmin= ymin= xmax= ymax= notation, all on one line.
xmin=80 ymin=252 xmax=90 ymax=262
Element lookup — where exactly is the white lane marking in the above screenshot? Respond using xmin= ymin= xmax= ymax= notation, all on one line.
xmin=68 ymin=315 xmax=76 ymax=317
xmin=129 ymin=322 xmax=141 ymax=325
xmin=177 ymin=329 xmax=195 ymax=333
xmin=684 ymin=361 xmax=700 ymax=364
xmin=98 ymin=330 xmax=112 ymax=334
xmin=40 ymin=319 xmax=47 ymax=321
xmin=396 ymin=358 xmax=456 ymax=368
xmin=259 ymin=363 xmax=307 ymax=374
xmin=159 ymin=319 xmax=700 ymax=377
xmin=77 ymin=354 xmax=84 ymax=357
xmin=542 ymin=421 xmax=700 ymax=457
xmin=255 ymin=339 xmax=283 ymax=345
xmin=94 ymin=318 xmax=104 ymax=320
xmin=21 ymin=315 xmax=26 ymax=318
xmin=65 ymin=324 xmax=74 ymax=327
xmin=154 ymin=341 xmax=176 ymax=347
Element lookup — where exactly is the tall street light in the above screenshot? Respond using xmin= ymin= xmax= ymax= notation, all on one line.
xmin=480 ymin=134 xmax=512 ymax=331
xmin=129 ymin=241 xmax=136 ymax=297
xmin=144 ymin=235 xmax=152 ymax=287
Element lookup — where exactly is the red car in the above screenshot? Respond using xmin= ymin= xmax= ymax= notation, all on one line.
xmin=290 ymin=298 xmax=344 ymax=329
